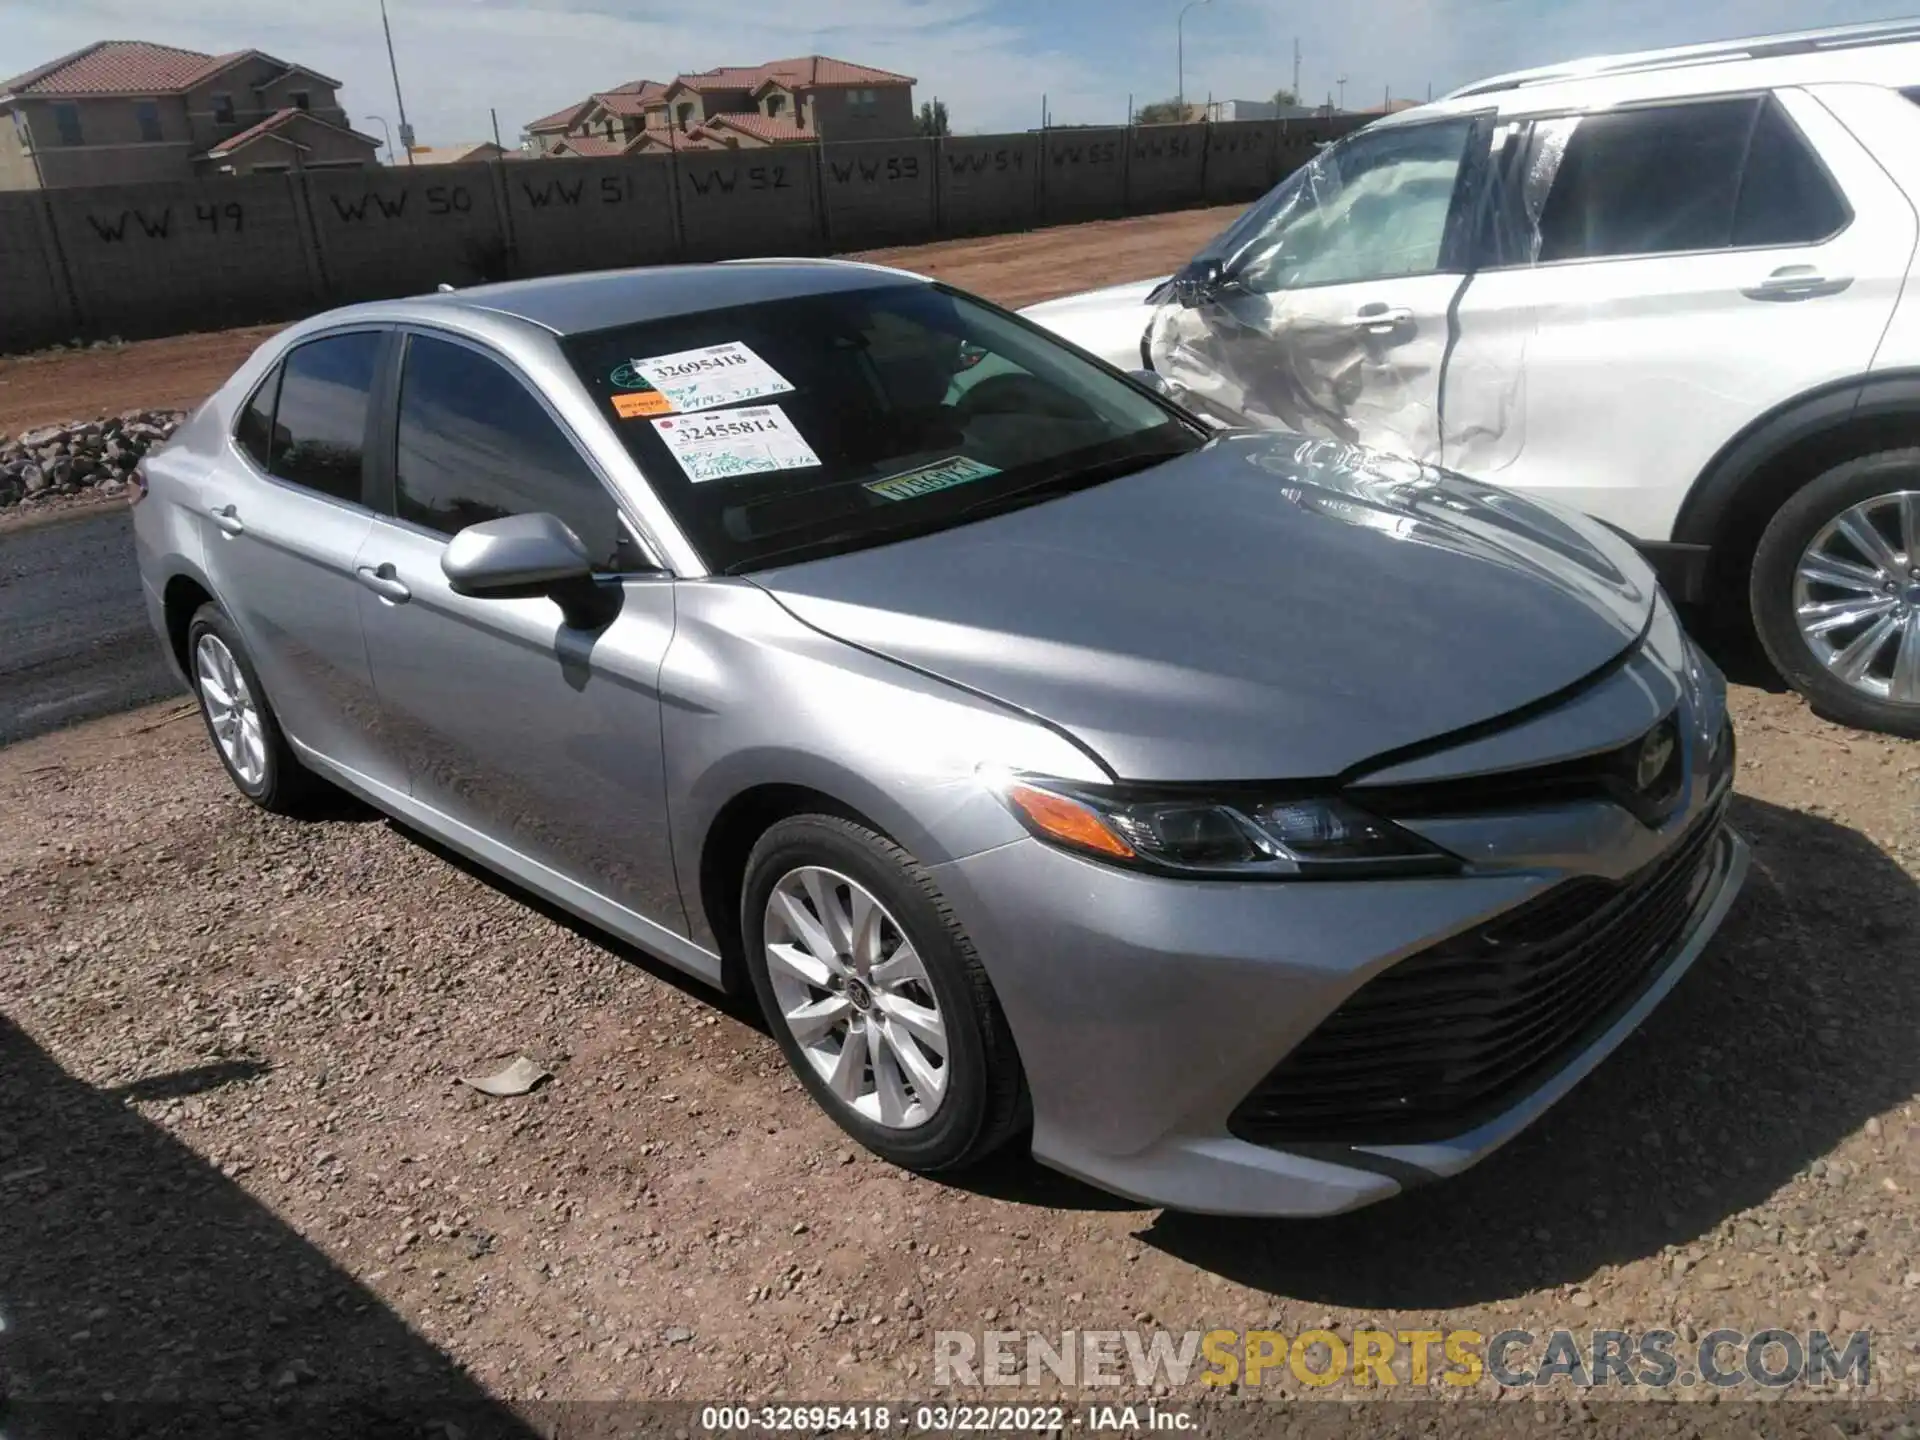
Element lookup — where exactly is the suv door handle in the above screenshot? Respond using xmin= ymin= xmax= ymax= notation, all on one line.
xmin=1742 ymin=264 xmax=1852 ymax=301
xmin=207 ymin=503 xmax=245 ymax=536
xmin=1349 ymin=303 xmax=1414 ymax=333
xmin=354 ymin=563 xmax=412 ymax=604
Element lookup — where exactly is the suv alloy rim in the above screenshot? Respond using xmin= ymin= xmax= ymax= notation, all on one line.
xmin=1793 ymin=490 xmax=1920 ymax=705
xmin=763 ymin=866 xmax=949 ymax=1129
xmin=194 ymin=633 xmax=268 ymax=787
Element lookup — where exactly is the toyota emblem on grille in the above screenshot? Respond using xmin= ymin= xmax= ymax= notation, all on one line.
xmin=1636 ymin=721 xmax=1678 ymax=794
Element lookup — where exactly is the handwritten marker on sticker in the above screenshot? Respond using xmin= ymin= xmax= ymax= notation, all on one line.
xmin=632 ymin=342 xmax=796 ymax=414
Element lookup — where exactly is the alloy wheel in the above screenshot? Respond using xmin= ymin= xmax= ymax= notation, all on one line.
xmin=195 ymin=632 xmax=268 ymax=787
xmin=762 ymin=865 xmax=950 ymax=1129
xmin=1792 ymin=489 xmax=1920 ymax=706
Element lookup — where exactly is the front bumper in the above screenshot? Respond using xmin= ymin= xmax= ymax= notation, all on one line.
xmin=932 ymin=803 xmax=1747 ymax=1219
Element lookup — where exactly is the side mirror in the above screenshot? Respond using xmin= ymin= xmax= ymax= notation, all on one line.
xmin=1129 ymin=368 xmax=1176 ymax=400
xmin=1168 ymin=255 xmax=1236 ymax=307
xmin=442 ymin=513 xmax=616 ymax=629
xmin=443 ymin=512 xmax=592 ymax=594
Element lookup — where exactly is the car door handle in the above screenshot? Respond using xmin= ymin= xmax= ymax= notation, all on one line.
xmin=1742 ymin=265 xmax=1852 ymax=301
xmin=1348 ymin=304 xmax=1414 ymax=333
xmin=207 ymin=503 xmax=245 ymax=536
xmin=354 ymin=564 xmax=412 ymax=604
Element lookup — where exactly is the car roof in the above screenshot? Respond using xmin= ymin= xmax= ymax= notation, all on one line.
xmin=383 ymin=258 xmax=930 ymax=338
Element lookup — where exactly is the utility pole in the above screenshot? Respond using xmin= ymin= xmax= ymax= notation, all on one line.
xmin=1337 ymin=74 xmax=1348 ymax=111
xmin=490 ymin=107 xmax=504 ymax=150
xmin=1177 ymin=0 xmax=1213 ymax=115
xmin=380 ymin=0 xmax=415 ymax=164
xmin=1292 ymin=38 xmax=1301 ymax=103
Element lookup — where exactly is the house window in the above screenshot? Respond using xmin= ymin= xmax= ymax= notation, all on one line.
xmin=605 ymin=117 xmax=616 ymax=139
xmin=135 ymin=100 xmax=162 ymax=142
xmin=212 ymin=93 xmax=236 ymax=124
xmin=766 ymin=94 xmax=786 ymax=117
xmin=849 ymin=88 xmax=879 ymax=118
xmin=53 ymin=103 xmax=83 ymax=146
xmin=291 ymin=90 xmax=311 ymax=111
xmin=676 ymin=102 xmax=694 ymax=128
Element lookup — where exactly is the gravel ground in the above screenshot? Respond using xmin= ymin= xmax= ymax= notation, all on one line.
xmin=1 ymin=680 xmax=1916 ymax=1427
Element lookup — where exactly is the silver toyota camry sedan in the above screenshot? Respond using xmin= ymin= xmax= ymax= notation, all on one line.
xmin=131 ymin=259 xmax=1747 ymax=1216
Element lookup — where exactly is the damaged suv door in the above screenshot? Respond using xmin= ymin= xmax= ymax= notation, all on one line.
xmin=1147 ymin=114 xmax=1496 ymax=461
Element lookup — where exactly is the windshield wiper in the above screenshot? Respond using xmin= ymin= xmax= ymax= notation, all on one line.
xmin=955 ymin=446 xmax=1190 ymax=519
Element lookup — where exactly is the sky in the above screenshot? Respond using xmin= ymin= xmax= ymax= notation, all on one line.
xmin=0 ymin=0 xmax=1912 ymax=148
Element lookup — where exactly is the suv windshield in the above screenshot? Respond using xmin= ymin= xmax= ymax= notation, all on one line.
xmin=562 ymin=281 xmax=1202 ymax=573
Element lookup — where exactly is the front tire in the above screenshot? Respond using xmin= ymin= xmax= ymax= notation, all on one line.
xmin=186 ymin=602 xmax=326 ymax=814
xmin=741 ymin=814 xmax=1026 ymax=1173
xmin=1750 ymin=450 xmax=1920 ymax=739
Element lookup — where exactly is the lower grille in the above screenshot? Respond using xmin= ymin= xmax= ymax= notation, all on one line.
xmin=1229 ymin=797 xmax=1730 ymax=1148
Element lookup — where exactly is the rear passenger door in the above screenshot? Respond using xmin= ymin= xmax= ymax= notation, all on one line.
xmin=353 ymin=329 xmax=690 ymax=939
xmin=1448 ymin=91 xmax=1917 ymax=542
xmin=205 ymin=329 xmax=402 ymax=788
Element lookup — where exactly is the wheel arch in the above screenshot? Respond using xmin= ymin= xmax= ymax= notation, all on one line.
xmin=1671 ymin=370 xmax=1920 ymax=608
xmin=158 ymin=564 xmax=220 ymax=678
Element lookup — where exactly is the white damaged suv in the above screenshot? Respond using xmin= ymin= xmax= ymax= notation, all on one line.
xmin=1023 ymin=20 xmax=1920 ymax=737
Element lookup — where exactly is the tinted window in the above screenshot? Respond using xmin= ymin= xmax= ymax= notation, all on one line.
xmin=267 ymin=332 xmax=382 ymax=503
xmin=1733 ymin=97 xmax=1848 ymax=246
xmin=394 ymin=335 xmax=642 ymax=573
xmin=53 ymin=103 xmax=82 ymax=146
xmin=135 ymin=101 xmax=162 ymax=143
xmin=563 ymin=282 xmax=1199 ymax=573
xmin=1535 ymin=99 xmax=1755 ymax=262
xmin=234 ymin=363 xmax=282 ymax=470
xmin=1226 ymin=118 xmax=1477 ymax=291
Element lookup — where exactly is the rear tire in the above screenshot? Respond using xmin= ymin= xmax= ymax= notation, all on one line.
xmin=186 ymin=602 xmax=328 ymax=814
xmin=1750 ymin=450 xmax=1920 ymax=739
xmin=741 ymin=814 xmax=1027 ymax=1173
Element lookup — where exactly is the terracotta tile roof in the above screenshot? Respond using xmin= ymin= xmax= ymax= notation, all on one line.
xmin=526 ymin=100 xmax=590 ymax=133
xmin=630 ymin=127 xmax=724 ymax=152
xmin=551 ymin=133 xmax=629 ymax=157
xmin=704 ymin=112 xmax=813 ymax=145
xmin=4 ymin=40 xmax=214 ymax=97
xmin=203 ymin=106 xmax=380 ymax=158
xmin=758 ymin=54 xmax=916 ymax=88
xmin=590 ymin=83 xmax=668 ymax=118
xmin=409 ymin=141 xmax=506 ymax=164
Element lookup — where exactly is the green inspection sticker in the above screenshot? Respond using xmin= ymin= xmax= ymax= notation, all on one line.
xmin=864 ymin=455 xmax=1001 ymax=502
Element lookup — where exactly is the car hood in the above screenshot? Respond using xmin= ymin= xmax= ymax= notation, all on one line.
xmin=755 ymin=434 xmax=1656 ymax=782
xmin=1019 ymin=278 xmax=1165 ymax=370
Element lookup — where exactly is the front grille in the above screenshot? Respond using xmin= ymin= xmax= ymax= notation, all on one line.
xmin=1229 ymin=797 xmax=1730 ymax=1148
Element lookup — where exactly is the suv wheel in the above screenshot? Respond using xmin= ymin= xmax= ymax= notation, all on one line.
xmin=1750 ymin=450 xmax=1920 ymax=738
xmin=187 ymin=602 xmax=327 ymax=813
xmin=740 ymin=814 xmax=1027 ymax=1173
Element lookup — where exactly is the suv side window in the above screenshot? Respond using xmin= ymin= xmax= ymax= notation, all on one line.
xmin=393 ymin=334 xmax=642 ymax=573
xmin=1732 ymin=96 xmax=1849 ymax=247
xmin=1231 ymin=117 xmax=1479 ymax=292
xmin=1533 ymin=98 xmax=1756 ymax=262
xmin=234 ymin=363 xmax=282 ymax=471
xmin=267 ymin=331 xmax=384 ymax=504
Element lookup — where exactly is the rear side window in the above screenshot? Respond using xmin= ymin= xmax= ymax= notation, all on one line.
xmin=1534 ymin=98 xmax=1755 ymax=262
xmin=392 ymin=334 xmax=642 ymax=573
xmin=234 ymin=364 xmax=281 ymax=471
xmin=267 ymin=332 xmax=383 ymax=504
xmin=1733 ymin=97 xmax=1848 ymax=246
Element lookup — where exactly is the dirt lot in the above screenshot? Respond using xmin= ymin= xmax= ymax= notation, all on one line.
xmin=2 ymin=679 xmax=1917 ymax=1425
xmin=0 ymin=207 xmax=1239 ymax=436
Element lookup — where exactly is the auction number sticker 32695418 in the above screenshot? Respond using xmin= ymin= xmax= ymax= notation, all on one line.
xmin=627 ymin=341 xmax=797 ymax=414
xmin=652 ymin=405 xmax=823 ymax=483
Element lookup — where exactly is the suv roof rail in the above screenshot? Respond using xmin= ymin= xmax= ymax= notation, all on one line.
xmin=1447 ymin=16 xmax=1920 ymax=99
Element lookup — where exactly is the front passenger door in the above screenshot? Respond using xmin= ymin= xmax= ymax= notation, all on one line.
xmin=354 ymin=330 xmax=689 ymax=937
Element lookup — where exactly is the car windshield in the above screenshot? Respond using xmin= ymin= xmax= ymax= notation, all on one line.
xmin=562 ymin=281 xmax=1202 ymax=573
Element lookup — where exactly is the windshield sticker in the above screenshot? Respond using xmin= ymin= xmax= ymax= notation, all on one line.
xmin=863 ymin=455 xmax=1002 ymax=502
xmin=631 ymin=341 xmax=795 ymax=414
xmin=652 ymin=405 xmax=822 ymax=483
xmin=612 ymin=389 xmax=673 ymax=419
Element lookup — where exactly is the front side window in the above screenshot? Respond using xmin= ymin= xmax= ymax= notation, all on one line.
xmin=52 ymin=103 xmax=82 ymax=146
xmin=563 ymin=281 xmax=1201 ymax=573
xmin=265 ymin=331 xmax=383 ymax=503
xmin=393 ymin=335 xmax=644 ymax=573
xmin=1218 ymin=117 xmax=1477 ymax=292
xmin=135 ymin=100 xmax=162 ymax=142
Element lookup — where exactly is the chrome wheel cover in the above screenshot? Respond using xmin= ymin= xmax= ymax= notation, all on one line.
xmin=763 ymin=865 xmax=949 ymax=1130
xmin=1793 ymin=489 xmax=1920 ymax=706
xmin=194 ymin=633 xmax=268 ymax=788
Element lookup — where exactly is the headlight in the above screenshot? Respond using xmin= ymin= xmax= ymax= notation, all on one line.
xmin=990 ymin=776 xmax=1459 ymax=879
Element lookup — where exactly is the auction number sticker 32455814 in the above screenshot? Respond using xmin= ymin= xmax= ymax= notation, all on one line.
xmin=652 ymin=405 xmax=822 ymax=482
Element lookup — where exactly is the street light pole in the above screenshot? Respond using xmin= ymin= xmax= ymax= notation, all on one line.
xmin=380 ymin=0 xmax=415 ymax=164
xmin=1177 ymin=0 xmax=1213 ymax=116
xmin=366 ymin=114 xmax=394 ymax=164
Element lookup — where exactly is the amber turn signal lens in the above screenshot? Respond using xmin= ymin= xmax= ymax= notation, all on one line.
xmin=1005 ymin=782 xmax=1136 ymax=859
